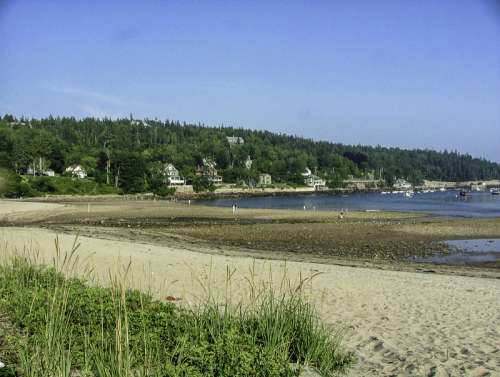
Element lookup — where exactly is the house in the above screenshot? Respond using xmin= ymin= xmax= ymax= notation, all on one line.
xmin=197 ymin=158 xmax=223 ymax=184
xmin=164 ymin=163 xmax=185 ymax=186
xmin=26 ymin=167 xmax=54 ymax=177
xmin=302 ymin=167 xmax=326 ymax=188
xmin=226 ymin=136 xmax=244 ymax=147
xmin=65 ymin=165 xmax=87 ymax=179
xmin=304 ymin=175 xmax=327 ymax=188
xmin=393 ymin=178 xmax=412 ymax=190
xmin=244 ymin=156 xmax=253 ymax=170
xmin=258 ymin=173 xmax=272 ymax=186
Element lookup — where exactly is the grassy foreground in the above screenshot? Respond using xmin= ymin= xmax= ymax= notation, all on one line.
xmin=0 ymin=242 xmax=353 ymax=377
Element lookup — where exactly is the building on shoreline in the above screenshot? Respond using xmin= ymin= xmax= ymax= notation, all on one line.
xmin=197 ymin=158 xmax=223 ymax=184
xmin=164 ymin=163 xmax=185 ymax=186
xmin=26 ymin=167 xmax=55 ymax=177
xmin=258 ymin=173 xmax=272 ymax=186
xmin=302 ymin=167 xmax=327 ymax=189
xmin=65 ymin=164 xmax=87 ymax=179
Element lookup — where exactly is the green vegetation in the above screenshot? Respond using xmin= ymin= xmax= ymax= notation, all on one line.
xmin=0 ymin=174 xmax=119 ymax=198
xmin=0 ymin=244 xmax=353 ymax=376
xmin=1 ymin=114 xmax=499 ymax=196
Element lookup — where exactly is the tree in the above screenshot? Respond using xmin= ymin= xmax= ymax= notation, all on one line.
xmin=192 ymin=176 xmax=215 ymax=192
xmin=112 ymin=152 xmax=146 ymax=193
xmin=80 ymin=156 xmax=98 ymax=176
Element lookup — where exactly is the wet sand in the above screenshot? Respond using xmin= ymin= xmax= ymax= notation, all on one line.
xmin=1 ymin=199 xmax=499 ymax=376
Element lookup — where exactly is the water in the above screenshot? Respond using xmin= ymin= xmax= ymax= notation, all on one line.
xmin=413 ymin=239 xmax=500 ymax=265
xmin=198 ymin=190 xmax=500 ymax=218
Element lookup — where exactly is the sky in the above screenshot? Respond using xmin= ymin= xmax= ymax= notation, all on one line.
xmin=1 ymin=0 xmax=499 ymax=162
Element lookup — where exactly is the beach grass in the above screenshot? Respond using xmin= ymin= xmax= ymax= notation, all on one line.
xmin=0 ymin=240 xmax=353 ymax=377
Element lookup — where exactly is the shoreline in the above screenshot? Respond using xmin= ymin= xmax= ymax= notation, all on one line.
xmin=1 ymin=224 xmax=499 ymax=376
xmin=10 ymin=186 xmax=499 ymax=204
xmin=1 ymin=199 xmax=500 ymax=375
xmin=7 ymin=177 xmax=500 ymax=203
xmin=2 ymin=198 xmax=499 ymax=275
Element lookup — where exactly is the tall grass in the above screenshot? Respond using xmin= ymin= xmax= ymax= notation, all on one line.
xmin=0 ymin=241 xmax=354 ymax=377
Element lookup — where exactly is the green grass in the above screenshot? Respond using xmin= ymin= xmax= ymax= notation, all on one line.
xmin=0 ymin=242 xmax=353 ymax=377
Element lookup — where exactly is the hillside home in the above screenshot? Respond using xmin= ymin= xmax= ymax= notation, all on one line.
xmin=197 ymin=158 xmax=223 ymax=184
xmin=258 ymin=173 xmax=272 ymax=186
xmin=226 ymin=136 xmax=244 ymax=147
xmin=65 ymin=165 xmax=87 ymax=179
xmin=164 ymin=163 xmax=185 ymax=186
xmin=302 ymin=167 xmax=326 ymax=188
xmin=27 ymin=167 xmax=52 ymax=176
xmin=244 ymin=155 xmax=253 ymax=169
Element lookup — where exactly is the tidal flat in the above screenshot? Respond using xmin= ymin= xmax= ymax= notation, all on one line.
xmin=4 ymin=198 xmax=499 ymax=276
xmin=1 ymin=198 xmax=500 ymax=376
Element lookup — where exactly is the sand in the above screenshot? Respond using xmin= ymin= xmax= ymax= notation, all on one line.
xmin=0 ymin=226 xmax=498 ymax=376
xmin=0 ymin=199 xmax=70 ymax=222
xmin=0 ymin=199 xmax=499 ymax=376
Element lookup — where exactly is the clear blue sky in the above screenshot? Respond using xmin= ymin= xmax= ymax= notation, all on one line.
xmin=1 ymin=0 xmax=499 ymax=161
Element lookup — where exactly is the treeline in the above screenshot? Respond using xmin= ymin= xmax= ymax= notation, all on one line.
xmin=1 ymin=114 xmax=499 ymax=194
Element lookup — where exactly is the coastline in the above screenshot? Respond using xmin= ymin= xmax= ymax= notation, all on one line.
xmin=10 ymin=177 xmax=500 ymax=203
xmin=0 ymin=199 xmax=499 ymax=376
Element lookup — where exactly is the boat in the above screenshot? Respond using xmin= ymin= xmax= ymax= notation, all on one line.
xmin=491 ymin=188 xmax=500 ymax=195
xmin=404 ymin=191 xmax=414 ymax=198
xmin=459 ymin=190 xmax=469 ymax=197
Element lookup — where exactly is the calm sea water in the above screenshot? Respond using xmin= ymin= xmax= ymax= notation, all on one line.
xmin=197 ymin=190 xmax=500 ymax=218
xmin=412 ymin=239 xmax=500 ymax=265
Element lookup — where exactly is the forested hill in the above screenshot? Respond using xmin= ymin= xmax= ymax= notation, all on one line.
xmin=1 ymin=114 xmax=499 ymax=191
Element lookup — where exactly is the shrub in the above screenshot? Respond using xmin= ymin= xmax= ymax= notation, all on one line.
xmin=0 ymin=250 xmax=353 ymax=377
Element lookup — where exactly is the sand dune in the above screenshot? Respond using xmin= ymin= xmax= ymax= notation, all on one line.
xmin=1 ymin=225 xmax=498 ymax=376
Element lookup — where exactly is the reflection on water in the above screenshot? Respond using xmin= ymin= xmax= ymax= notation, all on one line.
xmin=198 ymin=190 xmax=500 ymax=217
xmin=413 ymin=239 xmax=500 ymax=265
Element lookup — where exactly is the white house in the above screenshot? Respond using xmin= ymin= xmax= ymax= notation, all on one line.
xmin=258 ymin=173 xmax=272 ymax=186
xmin=302 ymin=167 xmax=326 ymax=188
xmin=164 ymin=163 xmax=185 ymax=186
xmin=244 ymin=155 xmax=253 ymax=170
xmin=197 ymin=158 xmax=223 ymax=184
xmin=304 ymin=175 xmax=326 ymax=188
xmin=65 ymin=164 xmax=87 ymax=179
xmin=226 ymin=136 xmax=244 ymax=146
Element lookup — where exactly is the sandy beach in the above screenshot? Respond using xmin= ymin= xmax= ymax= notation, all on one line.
xmin=0 ymin=200 xmax=499 ymax=376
